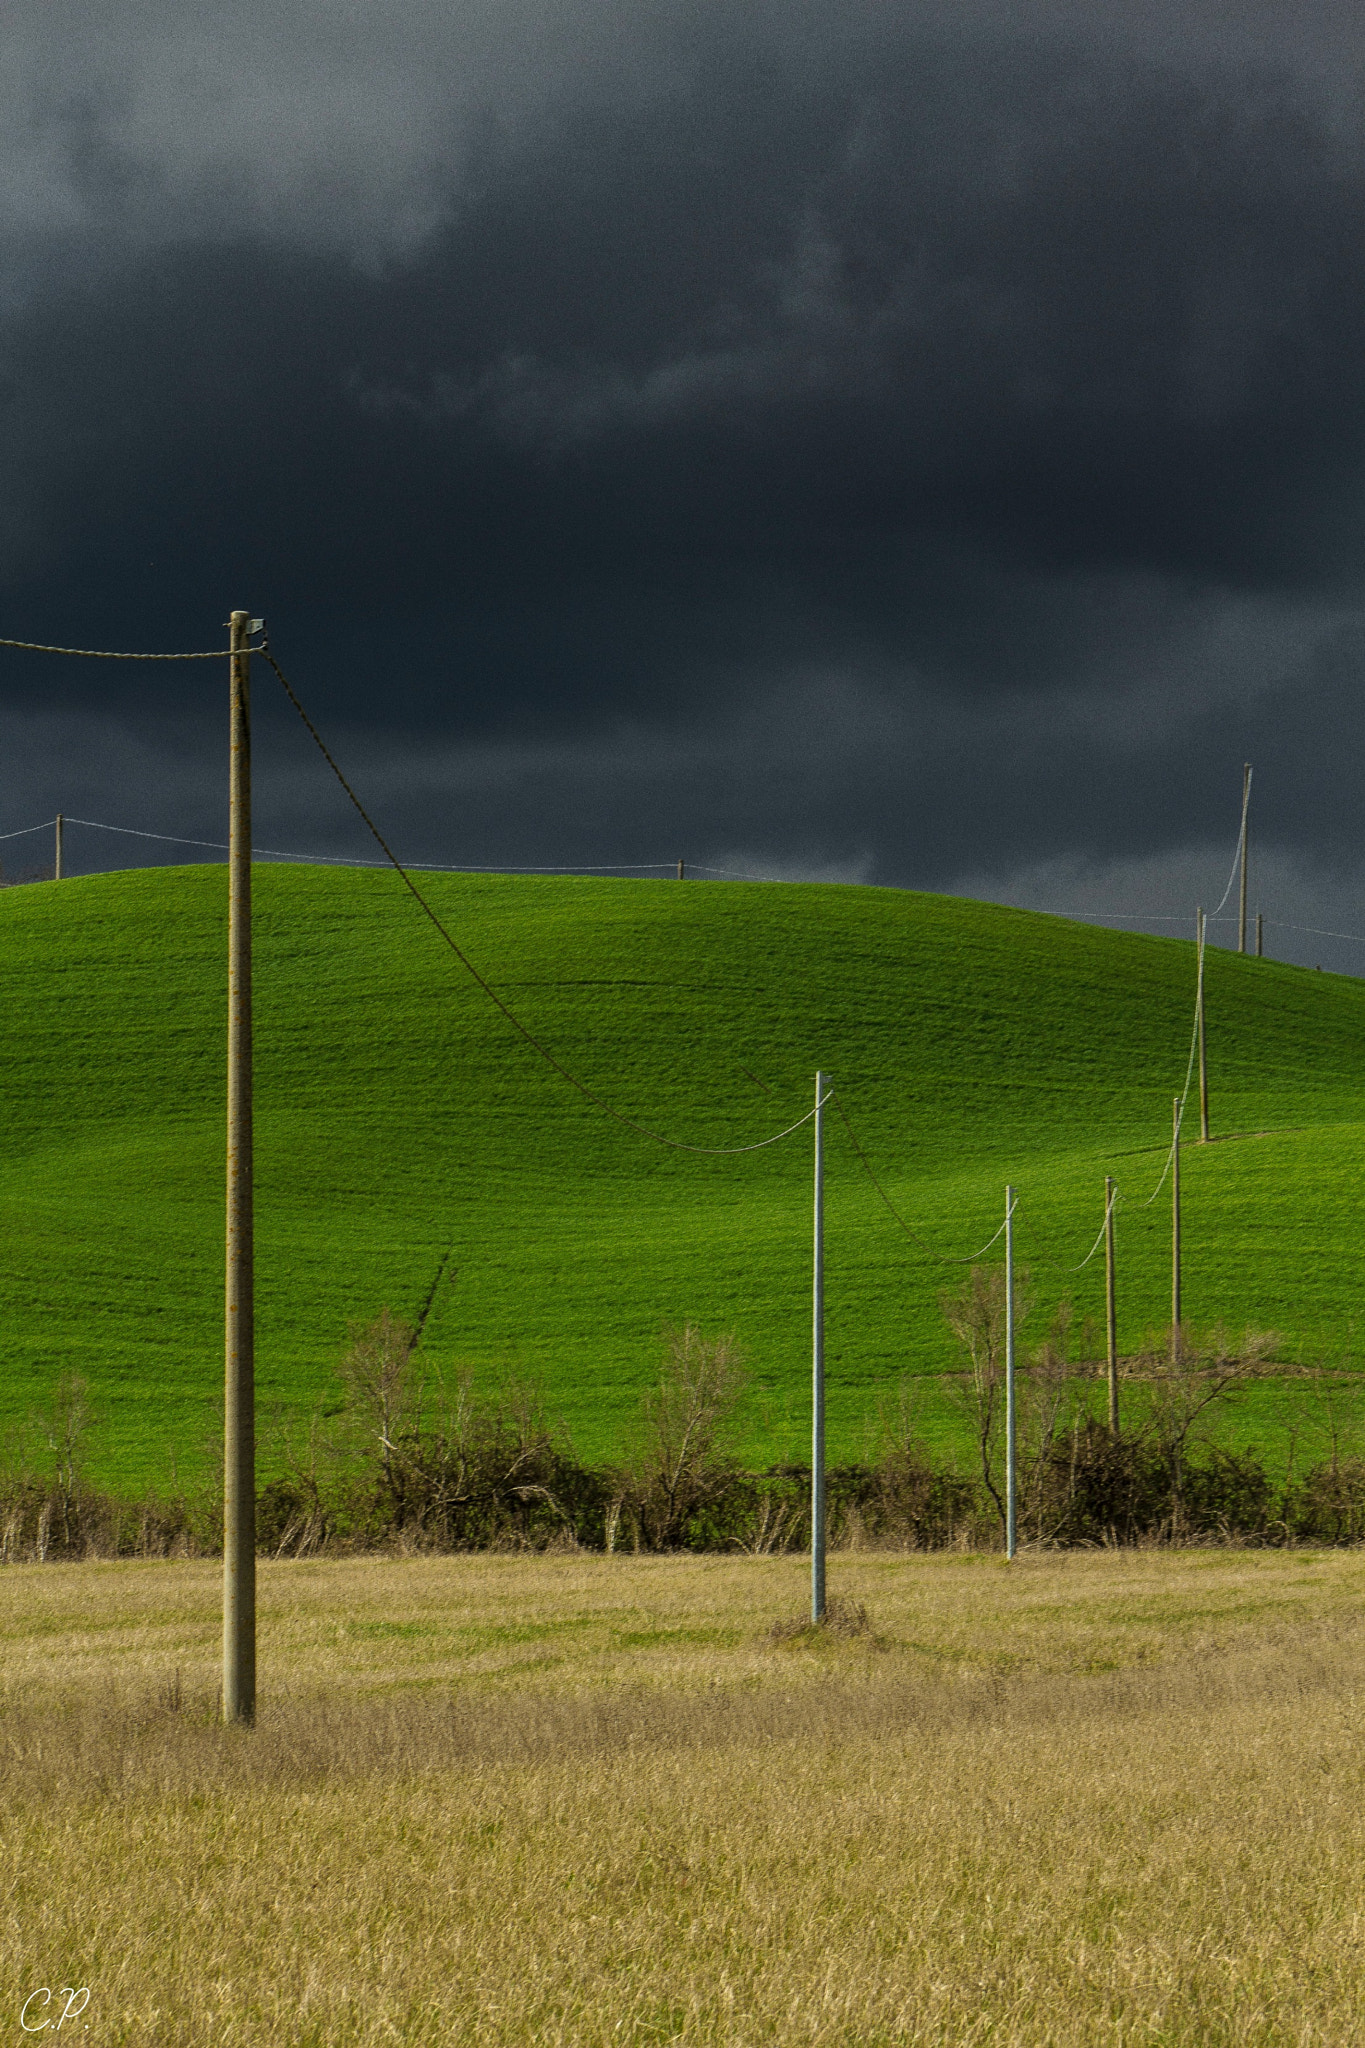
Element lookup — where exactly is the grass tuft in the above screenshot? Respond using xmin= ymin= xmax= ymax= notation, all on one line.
xmin=768 ymin=1596 xmax=877 ymax=1645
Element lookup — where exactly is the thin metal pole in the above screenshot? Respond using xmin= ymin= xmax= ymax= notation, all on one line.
xmin=1170 ymin=1094 xmax=1182 ymax=1365
xmin=224 ymin=609 xmax=255 ymax=1725
xmin=811 ymin=1071 xmax=828 ymax=1623
xmin=1005 ymin=1186 xmax=1016 ymax=1560
xmin=1196 ymin=908 xmax=1208 ymax=1143
xmin=54 ymin=813 xmax=63 ymax=881
xmin=1238 ymin=763 xmax=1250 ymax=954
xmin=1104 ymin=1176 xmax=1118 ymax=1433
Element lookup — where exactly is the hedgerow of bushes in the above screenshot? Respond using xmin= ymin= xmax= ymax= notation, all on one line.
xmin=5 ymin=1295 xmax=1365 ymax=1562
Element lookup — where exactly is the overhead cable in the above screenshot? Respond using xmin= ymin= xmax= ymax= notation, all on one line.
xmin=62 ymin=818 xmax=674 ymax=873
xmin=0 ymin=636 xmax=232 ymax=659
xmin=1210 ymin=766 xmax=1253 ymax=917
xmin=832 ymin=1095 xmax=1009 ymax=1263
xmin=258 ymin=640 xmax=821 ymax=1156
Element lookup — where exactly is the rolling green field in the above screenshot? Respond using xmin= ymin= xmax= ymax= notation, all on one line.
xmin=2 ymin=863 xmax=1363 ymax=1491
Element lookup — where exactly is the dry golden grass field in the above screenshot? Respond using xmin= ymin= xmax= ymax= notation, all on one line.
xmin=5 ymin=1550 xmax=1365 ymax=2045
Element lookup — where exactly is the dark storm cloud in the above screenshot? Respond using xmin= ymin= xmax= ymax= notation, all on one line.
xmin=2 ymin=0 xmax=1365 ymax=964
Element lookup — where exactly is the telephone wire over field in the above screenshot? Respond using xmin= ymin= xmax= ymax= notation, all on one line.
xmin=258 ymin=641 xmax=822 ymax=1157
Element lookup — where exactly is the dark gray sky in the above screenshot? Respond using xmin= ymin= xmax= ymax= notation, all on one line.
xmin=3 ymin=0 xmax=1365 ymax=968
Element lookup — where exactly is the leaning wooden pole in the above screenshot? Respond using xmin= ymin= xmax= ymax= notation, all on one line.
xmin=811 ymin=1071 xmax=828 ymax=1623
xmin=224 ymin=609 xmax=255 ymax=1725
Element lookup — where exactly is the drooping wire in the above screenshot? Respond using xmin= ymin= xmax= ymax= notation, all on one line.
xmin=831 ymin=1094 xmax=1009 ymax=1263
xmin=0 ymin=636 xmax=229 ymax=659
xmin=258 ymin=641 xmax=819 ymax=1157
xmin=1012 ymin=1180 xmax=1120 ymax=1275
xmin=1139 ymin=913 xmax=1204 ymax=1206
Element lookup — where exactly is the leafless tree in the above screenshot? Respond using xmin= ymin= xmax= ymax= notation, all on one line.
xmin=617 ymin=1325 xmax=748 ymax=1548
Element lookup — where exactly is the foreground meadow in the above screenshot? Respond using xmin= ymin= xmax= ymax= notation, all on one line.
xmin=4 ymin=1549 xmax=1365 ymax=2044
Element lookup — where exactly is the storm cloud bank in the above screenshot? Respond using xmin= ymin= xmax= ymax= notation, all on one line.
xmin=2 ymin=0 xmax=1364 ymax=964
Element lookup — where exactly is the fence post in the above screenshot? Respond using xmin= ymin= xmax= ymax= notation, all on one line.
xmin=54 ymin=813 xmax=63 ymax=881
xmin=1005 ymin=1186 xmax=1016 ymax=1560
xmin=224 ymin=609 xmax=255 ymax=1725
xmin=1105 ymin=1175 xmax=1118 ymax=1432
xmin=811 ymin=1071 xmax=828 ymax=1622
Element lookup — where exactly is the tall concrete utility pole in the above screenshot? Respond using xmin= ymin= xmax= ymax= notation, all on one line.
xmin=1005 ymin=1186 xmax=1017 ymax=1560
xmin=1170 ymin=1095 xmax=1182 ymax=1364
xmin=811 ymin=1072 xmax=829 ymax=1623
xmin=1105 ymin=1176 xmax=1118 ymax=1432
xmin=224 ymin=610 xmax=255 ymax=1725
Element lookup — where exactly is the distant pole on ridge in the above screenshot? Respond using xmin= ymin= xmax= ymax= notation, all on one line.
xmin=224 ymin=609 xmax=256 ymax=1726
xmin=1171 ymin=1094 xmax=1182 ymax=1365
xmin=811 ymin=1071 xmax=829 ymax=1623
xmin=1238 ymin=763 xmax=1251 ymax=954
xmin=1197 ymin=908 xmax=1209 ymax=1143
xmin=1105 ymin=1176 xmax=1118 ymax=1433
xmin=54 ymin=813 xmax=63 ymax=881
xmin=1005 ymin=1186 xmax=1017 ymax=1560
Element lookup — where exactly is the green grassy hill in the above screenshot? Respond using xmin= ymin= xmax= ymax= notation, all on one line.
xmin=2 ymin=864 xmax=1363 ymax=1491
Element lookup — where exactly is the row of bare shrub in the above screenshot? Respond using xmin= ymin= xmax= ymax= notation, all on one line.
xmin=6 ymin=1281 xmax=1365 ymax=1560
xmin=0 ymin=1377 xmax=213 ymax=1562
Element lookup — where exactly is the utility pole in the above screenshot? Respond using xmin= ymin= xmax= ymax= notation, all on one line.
xmin=1104 ymin=1176 xmax=1118 ymax=1432
xmin=1171 ymin=1095 xmax=1182 ymax=1366
xmin=224 ymin=610 xmax=255 ymax=1725
xmin=1238 ymin=763 xmax=1251 ymax=954
xmin=54 ymin=813 xmax=63 ymax=881
xmin=1005 ymin=1186 xmax=1017 ymax=1560
xmin=1196 ymin=908 xmax=1208 ymax=1143
xmin=811 ymin=1071 xmax=829 ymax=1623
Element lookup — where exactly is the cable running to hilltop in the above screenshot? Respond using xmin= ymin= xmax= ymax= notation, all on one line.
xmin=258 ymin=641 xmax=821 ymax=1156
xmin=1210 ymin=765 xmax=1252 ymax=917
xmin=63 ymin=818 xmax=674 ymax=874
xmin=1137 ymin=915 xmax=1205 ymax=1207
